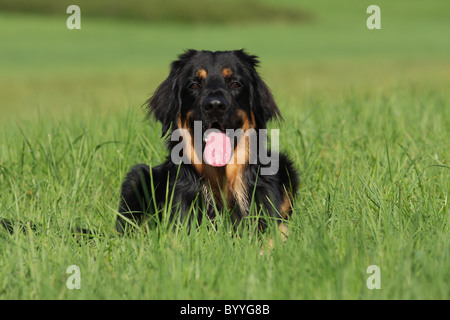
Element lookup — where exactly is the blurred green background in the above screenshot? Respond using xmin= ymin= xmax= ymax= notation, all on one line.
xmin=1 ymin=0 xmax=448 ymax=122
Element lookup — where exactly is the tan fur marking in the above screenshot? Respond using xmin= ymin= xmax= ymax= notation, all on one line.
xmin=222 ymin=67 xmax=233 ymax=78
xmin=225 ymin=110 xmax=256 ymax=213
xmin=260 ymin=223 xmax=289 ymax=256
xmin=280 ymin=192 xmax=292 ymax=219
xmin=196 ymin=68 xmax=207 ymax=79
xmin=278 ymin=223 xmax=289 ymax=241
xmin=178 ymin=113 xmax=203 ymax=175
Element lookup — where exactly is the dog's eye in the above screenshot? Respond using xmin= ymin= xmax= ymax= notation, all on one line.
xmin=229 ymin=81 xmax=241 ymax=89
xmin=189 ymin=82 xmax=201 ymax=90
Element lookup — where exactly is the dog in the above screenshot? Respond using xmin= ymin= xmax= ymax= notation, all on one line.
xmin=117 ymin=50 xmax=299 ymax=235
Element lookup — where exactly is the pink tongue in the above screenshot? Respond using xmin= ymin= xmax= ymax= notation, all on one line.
xmin=204 ymin=131 xmax=232 ymax=167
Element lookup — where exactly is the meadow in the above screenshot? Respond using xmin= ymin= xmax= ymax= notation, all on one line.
xmin=0 ymin=0 xmax=449 ymax=299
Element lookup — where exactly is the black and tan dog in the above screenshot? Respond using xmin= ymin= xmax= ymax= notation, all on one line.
xmin=117 ymin=50 xmax=299 ymax=235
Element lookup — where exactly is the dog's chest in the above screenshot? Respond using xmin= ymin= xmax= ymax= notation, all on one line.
xmin=200 ymin=174 xmax=249 ymax=218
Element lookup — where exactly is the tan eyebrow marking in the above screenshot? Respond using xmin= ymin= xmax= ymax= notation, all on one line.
xmin=195 ymin=68 xmax=207 ymax=79
xmin=222 ymin=67 xmax=233 ymax=78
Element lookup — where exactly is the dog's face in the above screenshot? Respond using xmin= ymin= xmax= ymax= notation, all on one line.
xmin=148 ymin=50 xmax=281 ymax=140
xmin=179 ymin=51 xmax=259 ymax=141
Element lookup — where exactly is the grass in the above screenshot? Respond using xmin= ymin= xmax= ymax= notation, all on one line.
xmin=0 ymin=0 xmax=449 ymax=299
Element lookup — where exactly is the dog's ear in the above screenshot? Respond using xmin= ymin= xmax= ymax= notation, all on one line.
xmin=146 ymin=69 xmax=179 ymax=137
xmin=251 ymin=72 xmax=282 ymax=128
xmin=234 ymin=49 xmax=282 ymax=129
xmin=147 ymin=50 xmax=198 ymax=137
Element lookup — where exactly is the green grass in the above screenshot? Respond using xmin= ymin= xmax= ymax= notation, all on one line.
xmin=1 ymin=0 xmax=449 ymax=299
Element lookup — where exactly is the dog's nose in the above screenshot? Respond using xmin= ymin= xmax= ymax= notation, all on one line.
xmin=204 ymin=97 xmax=227 ymax=115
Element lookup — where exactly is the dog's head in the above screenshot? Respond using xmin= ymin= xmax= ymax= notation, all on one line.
xmin=148 ymin=49 xmax=281 ymax=135
xmin=147 ymin=50 xmax=281 ymax=168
